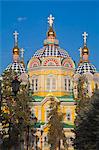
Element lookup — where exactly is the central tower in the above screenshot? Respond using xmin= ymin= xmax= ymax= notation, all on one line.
xmin=27 ymin=14 xmax=75 ymax=97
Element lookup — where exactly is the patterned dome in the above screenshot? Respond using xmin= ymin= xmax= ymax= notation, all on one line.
xmin=76 ymin=62 xmax=96 ymax=74
xmin=34 ymin=45 xmax=69 ymax=58
xmin=5 ymin=62 xmax=26 ymax=74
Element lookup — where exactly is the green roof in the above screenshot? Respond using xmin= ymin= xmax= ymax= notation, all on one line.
xmin=32 ymin=95 xmax=75 ymax=102
xmin=57 ymin=95 xmax=75 ymax=102
xmin=32 ymin=96 xmax=44 ymax=102
xmin=31 ymin=122 xmax=74 ymax=129
xmin=63 ymin=123 xmax=75 ymax=128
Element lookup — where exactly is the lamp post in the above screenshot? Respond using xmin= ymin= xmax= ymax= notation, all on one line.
xmin=12 ymin=76 xmax=20 ymax=96
xmin=41 ymin=125 xmax=43 ymax=150
xmin=30 ymin=115 xmax=37 ymax=150
xmin=12 ymin=76 xmax=21 ymax=148
xmin=19 ymin=117 xmax=24 ymax=150
xmin=26 ymin=124 xmax=29 ymax=150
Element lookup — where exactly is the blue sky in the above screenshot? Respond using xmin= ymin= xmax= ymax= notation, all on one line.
xmin=0 ymin=0 xmax=99 ymax=74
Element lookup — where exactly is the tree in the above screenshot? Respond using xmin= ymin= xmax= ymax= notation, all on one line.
xmin=73 ymin=75 xmax=99 ymax=150
xmin=47 ymin=97 xmax=68 ymax=150
xmin=1 ymin=69 xmax=32 ymax=149
xmin=81 ymin=89 xmax=99 ymax=150
xmin=73 ymin=75 xmax=90 ymax=150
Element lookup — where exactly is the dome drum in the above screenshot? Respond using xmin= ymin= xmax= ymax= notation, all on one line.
xmin=44 ymin=39 xmax=59 ymax=46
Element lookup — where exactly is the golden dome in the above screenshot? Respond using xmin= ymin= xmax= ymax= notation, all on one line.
xmin=13 ymin=46 xmax=19 ymax=55
xmin=82 ymin=46 xmax=89 ymax=55
xmin=47 ymin=27 xmax=56 ymax=37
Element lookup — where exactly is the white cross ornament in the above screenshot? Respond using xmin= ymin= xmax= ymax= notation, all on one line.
xmin=82 ymin=32 xmax=88 ymax=46
xmin=13 ymin=31 xmax=19 ymax=46
xmin=79 ymin=47 xmax=82 ymax=57
xmin=48 ymin=14 xmax=54 ymax=27
xmin=20 ymin=48 xmax=25 ymax=58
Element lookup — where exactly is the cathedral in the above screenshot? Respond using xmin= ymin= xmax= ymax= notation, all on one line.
xmin=4 ymin=14 xmax=99 ymax=150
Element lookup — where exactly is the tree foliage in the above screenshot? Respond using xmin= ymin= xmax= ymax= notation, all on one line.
xmin=73 ymin=75 xmax=99 ymax=150
xmin=47 ymin=97 xmax=68 ymax=150
xmin=1 ymin=69 xmax=32 ymax=147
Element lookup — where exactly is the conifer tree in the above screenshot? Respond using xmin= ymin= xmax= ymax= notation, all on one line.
xmin=73 ymin=75 xmax=90 ymax=150
xmin=1 ymin=69 xmax=32 ymax=148
xmin=47 ymin=97 xmax=68 ymax=150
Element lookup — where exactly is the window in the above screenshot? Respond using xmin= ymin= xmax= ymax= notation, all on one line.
xmin=68 ymin=79 xmax=71 ymax=91
xmin=32 ymin=79 xmax=34 ymax=92
xmin=66 ymin=110 xmax=71 ymax=121
xmin=52 ymin=78 xmax=56 ymax=90
xmin=46 ymin=109 xmax=50 ymax=122
xmin=47 ymin=78 xmax=50 ymax=90
xmin=44 ymin=136 xmax=48 ymax=146
xmin=64 ymin=77 xmax=72 ymax=92
xmin=32 ymin=77 xmax=38 ymax=92
xmin=65 ymin=79 xmax=67 ymax=91
xmin=46 ymin=75 xmax=56 ymax=91
xmin=35 ymin=79 xmax=38 ymax=91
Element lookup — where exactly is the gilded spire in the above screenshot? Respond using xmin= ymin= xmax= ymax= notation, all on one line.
xmin=13 ymin=31 xmax=19 ymax=62
xmin=44 ymin=14 xmax=58 ymax=46
xmin=47 ymin=14 xmax=56 ymax=38
xmin=82 ymin=32 xmax=89 ymax=62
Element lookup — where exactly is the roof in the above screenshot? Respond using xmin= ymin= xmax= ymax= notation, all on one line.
xmin=31 ymin=122 xmax=74 ymax=129
xmin=32 ymin=95 xmax=75 ymax=102
xmin=5 ymin=62 xmax=26 ymax=75
xmin=76 ymin=62 xmax=96 ymax=74
xmin=34 ymin=45 xmax=70 ymax=58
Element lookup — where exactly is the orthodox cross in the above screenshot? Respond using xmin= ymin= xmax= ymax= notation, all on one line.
xmin=79 ymin=47 xmax=82 ymax=58
xmin=82 ymin=32 xmax=88 ymax=46
xmin=13 ymin=31 xmax=19 ymax=46
xmin=48 ymin=14 xmax=54 ymax=27
xmin=20 ymin=48 xmax=24 ymax=58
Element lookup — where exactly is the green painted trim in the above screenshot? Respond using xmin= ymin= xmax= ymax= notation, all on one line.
xmin=31 ymin=122 xmax=74 ymax=129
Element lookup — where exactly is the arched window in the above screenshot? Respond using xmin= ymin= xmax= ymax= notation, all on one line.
xmin=66 ymin=109 xmax=71 ymax=121
xmin=46 ymin=75 xmax=56 ymax=91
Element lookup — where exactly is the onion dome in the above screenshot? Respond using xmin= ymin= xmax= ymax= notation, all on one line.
xmin=34 ymin=46 xmax=69 ymax=58
xmin=5 ymin=31 xmax=26 ymax=75
xmin=82 ymin=46 xmax=89 ymax=55
xmin=47 ymin=26 xmax=56 ymax=38
xmin=76 ymin=32 xmax=97 ymax=75
xmin=34 ymin=14 xmax=70 ymax=58
xmin=13 ymin=46 xmax=19 ymax=55
xmin=76 ymin=62 xmax=96 ymax=74
xmin=5 ymin=62 xmax=25 ymax=74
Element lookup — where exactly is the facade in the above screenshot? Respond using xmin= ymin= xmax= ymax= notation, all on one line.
xmin=27 ymin=15 xmax=99 ymax=150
